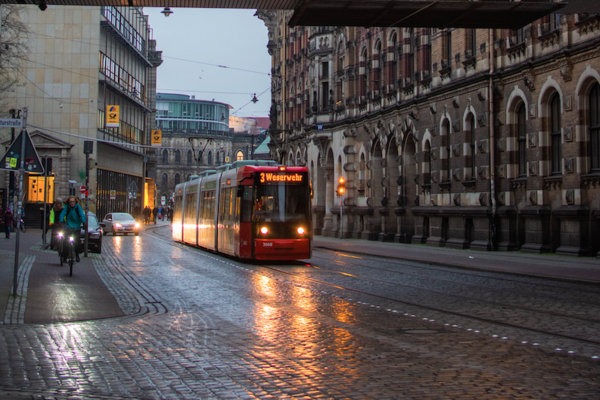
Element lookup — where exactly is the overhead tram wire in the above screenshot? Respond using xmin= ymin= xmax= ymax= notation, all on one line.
xmin=231 ymin=87 xmax=270 ymax=116
xmin=27 ymin=124 xmax=217 ymax=151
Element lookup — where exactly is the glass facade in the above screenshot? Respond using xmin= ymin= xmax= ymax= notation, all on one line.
xmin=155 ymin=94 xmax=230 ymax=133
xmin=96 ymin=169 xmax=144 ymax=220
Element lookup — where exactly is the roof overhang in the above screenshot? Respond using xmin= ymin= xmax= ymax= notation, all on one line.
xmin=0 ymin=1 xmax=575 ymax=30
xmin=289 ymin=1 xmax=568 ymax=30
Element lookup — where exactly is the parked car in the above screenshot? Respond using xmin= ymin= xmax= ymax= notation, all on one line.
xmin=81 ymin=212 xmax=103 ymax=253
xmin=100 ymin=212 xmax=140 ymax=236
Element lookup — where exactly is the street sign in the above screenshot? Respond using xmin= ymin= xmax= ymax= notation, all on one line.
xmin=106 ymin=105 xmax=120 ymax=128
xmin=128 ymin=191 xmax=137 ymax=199
xmin=0 ymin=118 xmax=23 ymax=128
xmin=151 ymin=130 xmax=162 ymax=147
xmin=80 ymin=185 xmax=86 ymax=193
xmin=0 ymin=130 xmax=44 ymax=173
xmin=110 ymin=190 xmax=116 ymax=200
xmin=128 ymin=181 xmax=138 ymax=192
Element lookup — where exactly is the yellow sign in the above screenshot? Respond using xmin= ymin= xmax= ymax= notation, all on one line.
xmin=9 ymin=158 xmax=17 ymax=168
xmin=225 ymin=156 xmax=230 ymax=162
xmin=106 ymin=105 xmax=120 ymax=128
xmin=151 ymin=130 xmax=162 ymax=147
xmin=260 ymin=172 xmax=304 ymax=183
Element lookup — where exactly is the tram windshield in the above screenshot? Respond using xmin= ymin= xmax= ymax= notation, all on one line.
xmin=253 ymin=185 xmax=309 ymax=222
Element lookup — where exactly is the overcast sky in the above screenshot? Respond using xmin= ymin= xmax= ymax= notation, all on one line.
xmin=144 ymin=8 xmax=272 ymax=119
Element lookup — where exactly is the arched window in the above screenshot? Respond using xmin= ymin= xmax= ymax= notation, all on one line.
xmin=162 ymin=150 xmax=169 ymax=164
xmin=590 ymin=83 xmax=600 ymax=172
xmin=467 ymin=114 xmax=476 ymax=181
xmin=517 ymin=103 xmax=527 ymax=177
xmin=174 ymin=173 xmax=180 ymax=185
xmin=406 ymin=28 xmax=415 ymax=84
xmin=390 ymin=32 xmax=398 ymax=88
xmin=550 ymin=93 xmax=562 ymax=175
xmin=443 ymin=120 xmax=451 ymax=183
xmin=236 ymin=150 xmax=244 ymax=161
xmin=424 ymin=141 xmax=431 ymax=185
xmin=374 ymin=40 xmax=383 ymax=92
xmin=187 ymin=150 xmax=193 ymax=164
xmin=208 ymin=151 xmax=213 ymax=165
xmin=359 ymin=47 xmax=368 ymax=99
xmin=161 ymin=173 xmax=168 ymax=187
xmin=175 ymin=150 xmax=181 ymax=164
xmin=215 ymin=151 xmax=221 ymax=166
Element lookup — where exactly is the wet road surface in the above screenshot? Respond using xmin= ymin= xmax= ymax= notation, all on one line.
xmin=1 ymin=225 xmax=599 ymax=399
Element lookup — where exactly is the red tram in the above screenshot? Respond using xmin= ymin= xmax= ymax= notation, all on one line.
xmin=172 ymin=160 xmax=312 ymax=260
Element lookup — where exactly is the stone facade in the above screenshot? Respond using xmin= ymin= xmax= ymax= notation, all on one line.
xmin=257 ymin=11 xmax=600 ymax=257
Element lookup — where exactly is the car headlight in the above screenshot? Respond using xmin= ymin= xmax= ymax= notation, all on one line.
xmin=114 ymin=223 xmax=122 ymax=228
xmin=135 ymin=223 xmax=140 ymax=229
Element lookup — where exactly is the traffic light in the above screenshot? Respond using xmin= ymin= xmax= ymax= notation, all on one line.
xmin=336 ymin=176 xmax=345 ymax=196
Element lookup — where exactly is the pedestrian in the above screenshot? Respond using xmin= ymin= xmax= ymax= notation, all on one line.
xmin=4 ymin=209 xmax=14 ymax=239
xmin=152 ymin=205 xmax=158 ymax=224
xmin=168 ymin=207 xmax=174 ymax=223
xmin=59 ymin=196 xmax=86 ymax=262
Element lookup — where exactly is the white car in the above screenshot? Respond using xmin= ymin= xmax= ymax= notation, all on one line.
xmin=100 ymin=212 xmax=140 ymax=236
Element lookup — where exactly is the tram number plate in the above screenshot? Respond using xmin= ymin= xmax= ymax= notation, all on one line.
xmin=262 ymin=242 xmax=273 ymax=247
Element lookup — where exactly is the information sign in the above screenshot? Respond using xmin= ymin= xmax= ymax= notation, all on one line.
xmin=106 ymin=105 xmax=120 ymax=128
xmin=110 ymin=190 xmax=116 ymax=200
xmin=151 ymin=130 xmax=162 ymax=147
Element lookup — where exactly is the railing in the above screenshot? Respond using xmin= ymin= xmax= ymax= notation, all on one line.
xmin=101 ymin=6 xmax=146 ymax=56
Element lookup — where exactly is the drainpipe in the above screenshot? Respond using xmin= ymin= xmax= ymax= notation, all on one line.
xmin=489 ymin=28 xmax=497 ymax=249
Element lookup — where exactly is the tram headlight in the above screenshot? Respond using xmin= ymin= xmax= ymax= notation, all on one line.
xmin=260 ymin=227 xmax=269 ymax=235
xmin=58 ymin=232 xmax=63 ymax=238
xmin=297 ymin=227 xmax=305 ymax=235
xmin=68 ymin=236 xmax=74 ymax=243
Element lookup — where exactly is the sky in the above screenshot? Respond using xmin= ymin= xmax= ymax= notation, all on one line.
xmin=143 ymin=8 xmax=272 ymax=119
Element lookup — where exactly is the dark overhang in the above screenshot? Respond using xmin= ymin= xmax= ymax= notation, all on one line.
xmin=289 ymin=1 xmax=567 ymax=30
xmin=1 ymin=1 xmax=592 ymax=30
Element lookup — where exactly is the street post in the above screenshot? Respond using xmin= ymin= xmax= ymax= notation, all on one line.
xmin=83 ymin=141 xmax=93 ymax=257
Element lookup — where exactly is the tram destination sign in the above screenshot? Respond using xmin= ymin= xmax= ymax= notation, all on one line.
xmin=259 ymin=172 xmax=304 ymax=185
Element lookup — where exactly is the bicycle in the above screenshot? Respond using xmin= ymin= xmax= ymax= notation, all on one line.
xmin=57 ymin=231 xmax=76 ymax=276
xmin=18 ymin=218 xmax=26 ymax=233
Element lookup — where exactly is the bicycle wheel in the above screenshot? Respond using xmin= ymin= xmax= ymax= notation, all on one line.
xmin=69 ymin=243 xmax=74 ymax=276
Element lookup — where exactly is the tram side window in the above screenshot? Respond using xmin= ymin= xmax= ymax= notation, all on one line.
xmin=203 ymin=190 xmax=215 ymax=221
xmin=220 ymin=188 xmax=236 ymax=221
xmin=185 ymin=193 xmax=197 ymax=222
xmin=240 ymin=186 xmax=254 ymax=223
xmin=173 ymin=196 xmax=183 ymax=221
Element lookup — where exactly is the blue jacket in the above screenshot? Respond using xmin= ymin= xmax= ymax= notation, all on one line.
xmin=59 ymin=203 xmax=86 ymax=229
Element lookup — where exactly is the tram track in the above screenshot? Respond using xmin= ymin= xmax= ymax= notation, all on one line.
xmin=313 ymin=250 xmax=600 ymax=297
xmin=259 ymin=262 xmax=600 ymax=347
xmin=146 ymin=229 xmax=600 ymax=348
xmin=310 ymin=252 xmax=600 ymax=307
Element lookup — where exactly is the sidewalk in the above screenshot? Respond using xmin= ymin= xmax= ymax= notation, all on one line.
xmin=313 ymin=236 xmax=600 ymax=283
xmin=0 ymin=228 xmax=124 ymax=325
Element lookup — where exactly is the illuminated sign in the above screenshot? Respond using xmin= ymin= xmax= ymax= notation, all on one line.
xmin=259 ymin=172 xmax=304 ymax=184
xmin=106 ymin=105 xmax=120 ymax=128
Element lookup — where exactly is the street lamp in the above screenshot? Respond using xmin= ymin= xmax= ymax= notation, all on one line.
xmin=161 ymin=7 xmax=173 ymax=17
xmin=251 ymin=93 xmax=258 ymax=104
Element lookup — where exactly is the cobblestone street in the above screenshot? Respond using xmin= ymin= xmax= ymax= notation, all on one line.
xmin=1 ymin=225 xmax=600 ymax=399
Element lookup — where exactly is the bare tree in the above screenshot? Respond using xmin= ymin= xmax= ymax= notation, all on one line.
xmin=0 ymin=5 xmax=29 ymax=96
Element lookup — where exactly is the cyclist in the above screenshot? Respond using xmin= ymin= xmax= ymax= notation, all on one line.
xmin=59 ymin=196 xmax=86 ymax=262
xmin=46 ymin=198 xmax=65 ymax=250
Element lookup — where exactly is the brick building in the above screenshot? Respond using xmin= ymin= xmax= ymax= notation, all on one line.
xmin=257 ymin=11 xmax=600 ymax=257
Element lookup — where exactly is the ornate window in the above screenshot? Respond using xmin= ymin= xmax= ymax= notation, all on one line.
xmin=424 ymin=141 xmax=431 ymax=185
xmin=161 ymin=173 xmax=168 ymax=187
xmin=359 ymin=47 xmax=368 ymax=99
xmin=374 ymin=40 xmax=383 ymax=92
xmin=550 ymin=93 xmax=562 ymax=174
xmin=467 ymin=114 xmax=476 ymax=180
xmin=187 ymin=150 xmax=193 ymax=164
xmin=517 ymin=103 xmax=527 ymax=177
xmin=236 ymin=150 xmax=244 ymax=161
xmin=208 ymin=151 xmax=212 ymax=165
xmin=174 ymin=173 xmax=180 ymax=186
xmin=591 ymin=83 xmax=600 ymax=172
xmin=174 ymin=150 xmax=181 ymax=164
xmin=162 ymin=150 xmax=169 ymax=164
